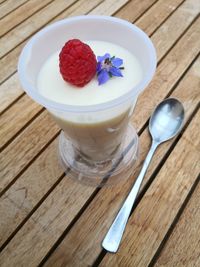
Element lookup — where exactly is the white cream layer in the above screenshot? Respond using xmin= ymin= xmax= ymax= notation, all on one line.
xmin=37 ymin=40 xmax=143 ymax=106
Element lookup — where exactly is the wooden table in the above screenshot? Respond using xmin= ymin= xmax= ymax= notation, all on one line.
xmin=0 ymin=0 xmax=200 ymax=266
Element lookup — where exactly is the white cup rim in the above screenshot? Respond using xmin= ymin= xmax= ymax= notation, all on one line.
xmin=18 ymin=15 xmax=157 ymax=113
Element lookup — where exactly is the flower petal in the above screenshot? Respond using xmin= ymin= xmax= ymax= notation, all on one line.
xmin=97 ymin=53 xmax=110 ymax=63
xmin=111 ymin=57 xmax=123 ymax=67
xmin=97 ymin=69 xmax=110 ymax=85
xmin=109 ymin=67 xmax=123 ymax=77
xmin=96 ymin=62 xmax=102 ymax=72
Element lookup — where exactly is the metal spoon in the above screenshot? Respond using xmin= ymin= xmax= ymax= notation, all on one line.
xmin=102 ymin=98 xmax=185 ymax=253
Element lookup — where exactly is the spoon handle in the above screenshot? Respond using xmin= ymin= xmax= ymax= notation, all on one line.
xmin=102 ymin=141 xmax=158 ymax=253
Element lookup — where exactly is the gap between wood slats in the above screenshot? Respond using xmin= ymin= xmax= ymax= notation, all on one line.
xmin=0 ymin=0 xmax=30 ymax=20
xmin=158 ymin=13 xmax=200 ymax=65
xmin=0 ymin=171 xmax=68 ymax=252
xmin=0 ymin=92 xmax=25 ymax=116
xmin=141 ymin=0 xmax=186 ymax=39
xmin=0 ymin=0 xmax=8 ymax=5
xmin=0 ymin=130 xmax=60 ymax=198
xmin=0 ymin=0 xmax=56 ymax=38
xmin=0 ymin=107 xmax=45 ymax=151
xmin=38 ymin=58 xmax=200 ymax=265
xmin=0 ymin=1 xmax=8 ymax=5
xmin=149 ymin=173 xmax=200 ymax=267
xmin=113 ymin=0 xmax=158 ymax=18
xmin=0 ymin=0 xmax=80 ymax=60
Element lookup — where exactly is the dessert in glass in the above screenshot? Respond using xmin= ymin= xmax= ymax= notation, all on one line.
xmin=18 ymin=16 xmax=156 ymax=186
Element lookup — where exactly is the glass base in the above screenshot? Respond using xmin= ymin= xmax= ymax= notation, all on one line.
xmin=58 ymin=124 xmax=139 ymax=187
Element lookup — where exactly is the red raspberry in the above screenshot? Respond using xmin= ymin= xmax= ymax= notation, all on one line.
xmin=59 ymin=39 xmax=97 ymax=87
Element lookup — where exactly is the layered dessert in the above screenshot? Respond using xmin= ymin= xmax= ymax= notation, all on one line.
xmin=37 ymin=40 xmax=143 ymax=161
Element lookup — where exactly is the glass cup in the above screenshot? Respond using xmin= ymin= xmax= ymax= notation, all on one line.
xmin=18 ymin=15 xmax=156 ymax=186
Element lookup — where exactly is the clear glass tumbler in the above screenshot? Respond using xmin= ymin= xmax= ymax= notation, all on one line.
xmin=18 ymin=15 xmax=156 ymax=186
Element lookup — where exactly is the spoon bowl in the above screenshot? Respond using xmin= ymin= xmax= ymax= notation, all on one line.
xmin=149 ymin=98 xmax=185 ymax=143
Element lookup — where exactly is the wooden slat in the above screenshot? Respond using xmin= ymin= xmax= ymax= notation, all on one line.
xmin=0 ymin=0 xmax=55 ymax=37
xmin=0 ymin=171 xmax=94 ymax=267
xmin=0 ymin=111 xmax=59 ymax=193
xmin=0 ymin=95 xmax=41 ymax=150
xmin=0 ymin=0 xmax=28 ymax=19
xmin=115 ymin=0 xmax=156 ymax=22
xmin=154 ymin=182 xmax=200 ymax=267
xmin=0 ymin=0 xmax=7 ymax=5
xmin=0 ymin=46 xmax=21 ymax=84
xmin=1 ymin=29 xmax=200 ymax=267
xmin=89 ymin=0 xmax=129 ymax=15
xmin=99 ymin=111 xmax=200 ymax=267
xmin=136 ymin=0 xmax=184 ymax=34
xmin=41 ymin=55 xmax=200 ymax=267
xmin=0 ymin=0 xmax=77 ymax=58
xmin=133 ymin=17 xmax=200 ymax=129
xmin=0 ymin=73 xmax=22 ymax=114
xmin=151 ymin=0 xmax=200 ymax=61
xmin=0 ymin=0 xmax=197 ymax=141
xmin=0 ymin=139 xmax=65 ymax=246
xmin=54 ymin=0 xmax=103 ymax=19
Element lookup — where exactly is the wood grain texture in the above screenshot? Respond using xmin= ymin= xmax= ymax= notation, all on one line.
xmin=89 ymin=0 xmax=129 ymax=15
xmin=0 ymin=111 xmax=59 ymax=193
xmin=151 ymin=0 xmax=200 ymax=61
xmin=132 ymin=16 xmax=200 ymax=130
xmin=99 ymin=111 xmax=200 ymax=267
xmin=51 ymin=0 xmax=103 ymax=20
xmin=155 ymin=182 xmax=200 ymax=267
xmin=0 ymin=0 xmax=7 ymax=4
xmin=0 ymin=45 xmax=21 ymax=83
xmin=0 ymin=73 xmax=23 ymax=113
xmin=0 ymin=95 xmax=41 ymax=149
xmin=115 ymin=0 xmax=157 ymax=22
xmin=0 ymin=0 xmax=28 ymax=19
xmin=136 ymin=0 xmax=184 ymax=34
xmin=41 ymin=54 xmax=200 ymax=267
xmin=0 ymin=139 xmax=63 ymax=246
xmin=0 ymin=0 xmax=77 ymax=58
xmin=0 ymin=165 xmax=95 ymax=267
xmin=0 ymin=0 xmax=54 ymax=37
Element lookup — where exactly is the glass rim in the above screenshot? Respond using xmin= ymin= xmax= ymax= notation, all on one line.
xmin=18 ymin=15 xmax=157 ymax=113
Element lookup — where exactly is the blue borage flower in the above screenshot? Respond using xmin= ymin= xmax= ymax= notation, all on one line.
xmin=96 ymin=53 xmax=124 ymax=85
